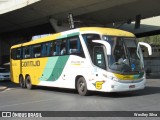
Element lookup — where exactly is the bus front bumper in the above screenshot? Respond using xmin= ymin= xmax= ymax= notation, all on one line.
xmin=105 ymin=79 xmax=146 ymax=92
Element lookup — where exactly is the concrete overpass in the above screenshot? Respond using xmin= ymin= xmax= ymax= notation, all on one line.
xmin=1 ymin=0 xmax=160 ymax=65
xmin=1 ymin=0 xmax=160 ymax=33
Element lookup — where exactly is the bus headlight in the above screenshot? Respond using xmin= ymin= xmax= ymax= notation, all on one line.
xmin=108 ymin=76 xmax=120 ymax=82
xmin=103 ymin=74 xmax=120 ymax=82
xmin=112 ymin=77 xmax=119 ymax=82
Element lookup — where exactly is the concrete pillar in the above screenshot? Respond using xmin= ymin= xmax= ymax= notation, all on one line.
xmin=0 ymin=38 xmax=2 ymax=65
xmin=1 ymin=40 xmax=10 ymax=66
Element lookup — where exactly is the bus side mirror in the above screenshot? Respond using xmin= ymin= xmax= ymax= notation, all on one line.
xmin=138 ymin=42 xmax=152 ymax=55
xmin=92 ymin=40 xmax=111 ymax=55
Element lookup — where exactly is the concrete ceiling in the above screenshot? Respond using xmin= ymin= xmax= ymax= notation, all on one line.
xmin=0 ymin=0 xmax=160 ymax=33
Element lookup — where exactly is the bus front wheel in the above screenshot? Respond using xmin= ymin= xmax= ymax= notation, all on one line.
xmin=25 ymin=76 xmax=33 ymax=90
xmin=77 ymin=77 xmax=89 ymax=96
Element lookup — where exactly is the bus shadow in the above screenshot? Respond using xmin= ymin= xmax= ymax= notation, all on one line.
xmin=36 ymin=86 xmax=78 ymax=94
xmin=0 ymin=81 xmax=19 ymax=89
xmin=91 ymin=86 xmax=160 ymax=98
xmin=35 ymin=85 xmax=160 ymax=98
xmin=2 ymin=81 xmax=160 ymax=98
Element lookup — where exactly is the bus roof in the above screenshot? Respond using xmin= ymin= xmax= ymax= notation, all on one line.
xmin=11 ymin=27 xmax=135 ymax=49
xmin=80 ymin=27 xmax=134 ymax=37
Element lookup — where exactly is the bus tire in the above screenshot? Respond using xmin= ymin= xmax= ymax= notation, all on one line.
xmin=77 ymin=77 xmax=89 ymax=96
xmin=19 ymin=75 xmax=25 ymax=88
xmin=25 ymin=76 xmax=33 ymax=90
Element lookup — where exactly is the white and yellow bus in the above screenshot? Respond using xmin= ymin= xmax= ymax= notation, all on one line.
xmin=10 ymin=27 xmax=152 ymax=95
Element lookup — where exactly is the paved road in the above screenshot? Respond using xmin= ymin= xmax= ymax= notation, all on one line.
xmin=0 ymin=79 xmax=160 ymax=120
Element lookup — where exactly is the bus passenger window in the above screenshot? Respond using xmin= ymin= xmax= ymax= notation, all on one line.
xmin=23 ymin=47 xmax=31 ymax=59
xmin=42 ymin=43 xmax=48 ymax=57
xmin=82 ymin=34 xmax=100 ymax=60
xmin=42 ymin=42 xmax=55 ymax=57
xmin=11 ymin=48 xmax=22 ymax=60
xmin=68 ymin=36 xmax=85 ymax=57
xmin=33 ymin=44 xmax=41 ymax=58
xmin=52 ymin=42 xmax=56 ymax=56
xmin=60 ymin=39 xmax=67 ymax=55
xmin=55 ymin=41 xmax=60 ymax=55
xmin=69 ymin=37 xmax=78 ymax=54
xmin=48 ymin=42 xmax=54 ymax=56
xmin=61 ymin=47 xmax=66 ymax=55
xmin=82 ymin=34 xmax=100 ymax=47
xmin=16 ymin=48 xmax=21 ymax=59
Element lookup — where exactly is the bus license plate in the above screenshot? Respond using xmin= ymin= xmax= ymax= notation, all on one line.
xmin=129 ymin=85 xmax=135 ymax=88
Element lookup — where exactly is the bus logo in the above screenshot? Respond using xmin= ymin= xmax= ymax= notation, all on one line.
xmin=21 ymin=60 xmax=40 ymax=67
xmin=93 ymin=81 xmax=104 ymax=90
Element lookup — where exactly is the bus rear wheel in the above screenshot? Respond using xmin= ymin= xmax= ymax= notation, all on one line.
xmin=19 ymin=75 xmax=25 ymax=88
xmin=77 ymin=77 xmax=89 ymax=96
xmin=25 ymin=76 xmax=34 ymax=90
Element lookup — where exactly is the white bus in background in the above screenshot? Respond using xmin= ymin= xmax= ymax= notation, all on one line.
xmin=10 ymin=27 xmax=152 ymax=96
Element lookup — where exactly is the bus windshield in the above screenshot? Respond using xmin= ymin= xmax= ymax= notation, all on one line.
xmin=103 ymin=36 xmax=144 ymax=74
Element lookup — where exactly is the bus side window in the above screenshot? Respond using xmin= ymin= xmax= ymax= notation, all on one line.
xmin=11 ymin=48 xmax=22 ymax=60
xmin=60 ymin=39 xmax=67 ymax=55
xmin=55 ymin=39 xmax=67 ymax=56
xmin=68 ymin=37 xmax=78 ymax=54
xmin=56 ymin=41 xmax=61 ymax=55
xmin=23 ymin=46 xmax=31 ymax=59
xmin=49 ymin=41 xmax=57 ymax=56
xmin=82 ymin=34 xmax=101 ymax=59
xmin=48 ymin=42 xmax=53 ymax=56
xmin=42 ymin=43 xmax=48 ymax=57
xmin=42 ymin=42 xmax=54 ymax=57
xmin=16 ymin=48 xmax=22 ymax=59
xmin=68 ymin=36 xmax=85 ymax=57
xmin=52 ymin=41 xmax=57 ymax=56
xmin=33 ymin=44 xmax=42 ymax=58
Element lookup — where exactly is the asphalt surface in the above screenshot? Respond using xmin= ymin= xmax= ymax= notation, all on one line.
xmin=0 ymin=76 xmax=160 ymax=120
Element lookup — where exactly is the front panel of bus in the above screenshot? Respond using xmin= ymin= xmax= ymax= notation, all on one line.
xmin=82 ymin=34 xmax=145 ymax=92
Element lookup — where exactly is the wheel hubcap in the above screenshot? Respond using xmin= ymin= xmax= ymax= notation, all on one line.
xmin=79 ymin=82 xmax=85 ymax=91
